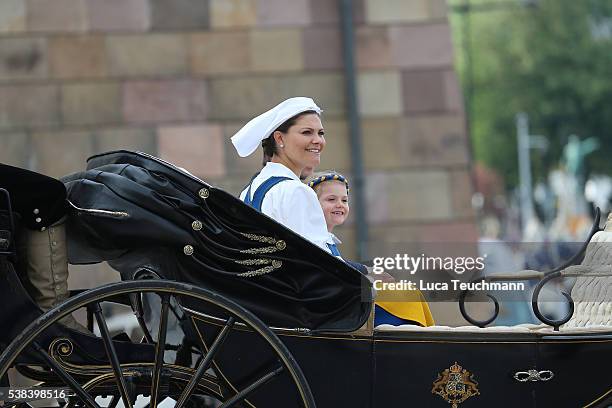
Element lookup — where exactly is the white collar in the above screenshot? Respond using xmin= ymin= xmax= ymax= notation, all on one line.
xmin=328 ymin=232 xmax=342 ymax=245
xmin=260 ymin=162 xmax=301 ymax=181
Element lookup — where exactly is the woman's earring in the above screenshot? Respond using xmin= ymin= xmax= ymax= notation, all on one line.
xmin=279 ymin=144 xmax=284 ymax=148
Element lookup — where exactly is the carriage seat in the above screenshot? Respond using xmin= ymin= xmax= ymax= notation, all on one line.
xmin=377 ymin=214 xmax=612 ymax=333
xmin=562 ymin=224 xmax=612 ymax=328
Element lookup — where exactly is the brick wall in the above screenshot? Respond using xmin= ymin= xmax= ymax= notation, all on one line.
xmin=0 ymin=0 xmax=476 ymax=265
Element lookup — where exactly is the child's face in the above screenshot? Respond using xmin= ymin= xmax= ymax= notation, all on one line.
xmin=317 ymin=180 xmax=349 ymax=232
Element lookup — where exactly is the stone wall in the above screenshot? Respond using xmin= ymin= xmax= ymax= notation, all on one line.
xmin=0 ymin=0 xmax=476 ymax=267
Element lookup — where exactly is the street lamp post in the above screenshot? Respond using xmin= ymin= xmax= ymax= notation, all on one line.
xmin=516 ymin=112 xmax=548 ymax=234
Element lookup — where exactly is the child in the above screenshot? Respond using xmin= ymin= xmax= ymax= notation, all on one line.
xmin=306 ymin=171 xmax=349 ymax=256
xmin=307 ymin=171 xmax=435 ymax=327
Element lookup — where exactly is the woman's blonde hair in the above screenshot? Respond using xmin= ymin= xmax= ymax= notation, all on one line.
xmin=305 ymin=170 xmax=350 ymax=195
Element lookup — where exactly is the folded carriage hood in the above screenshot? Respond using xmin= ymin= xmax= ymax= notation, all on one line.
xmin=63 ymin=150 xmax=373 ymax=332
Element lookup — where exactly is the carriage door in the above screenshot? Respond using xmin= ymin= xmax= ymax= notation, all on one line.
xmin=373 ymin=331 xmax=539 ymax=408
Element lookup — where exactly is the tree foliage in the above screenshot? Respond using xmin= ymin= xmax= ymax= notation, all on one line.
xmin=450 ymin=0 xmax=612 ymax=188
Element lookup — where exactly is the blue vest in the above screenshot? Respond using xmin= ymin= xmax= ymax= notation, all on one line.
xmin=243 ymin=176 xmax=291 ymax=212
xmin=244 ymin=176 xmax=345 ymax=258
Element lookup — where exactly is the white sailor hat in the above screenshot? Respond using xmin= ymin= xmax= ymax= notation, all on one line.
xmin=231 ymin=97 xmax=322 ymax=157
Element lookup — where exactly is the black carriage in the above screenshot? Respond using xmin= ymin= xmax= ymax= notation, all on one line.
xmin=0 ymin=151 xmax=610 ymax=408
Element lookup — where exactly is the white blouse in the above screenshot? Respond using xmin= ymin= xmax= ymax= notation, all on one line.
xmin=240 ymin=162 xmax=331 ymax=253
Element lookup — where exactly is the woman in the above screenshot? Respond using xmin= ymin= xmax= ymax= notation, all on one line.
xmin=232 ymin=97 xmax=332 ymax=253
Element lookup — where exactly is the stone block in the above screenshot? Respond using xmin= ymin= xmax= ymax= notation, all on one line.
xmin=223 ymin=121 xmax=264 ymax=176
xmin=390 ymin=23 xmax=454 ymax=69
xmin=256 ymin=0 xmax=310 ymax=26
xmin=208 ymin=77 xmax=283 ymax=120
xmin=107 ymin=34 xmax=187 ymax=77
xmin=190 ymin=31 xmax=250 ymax=75
xmin=123 ymin=79 xmax=207 ymax=124
xmin=210 ymin=0 xmax=256 ymax=28
xmin=86 ymin=0 xmax=149 ymax=31
xmin=279 ymin=73 xmax=346 ymax=117
xmin=318 ymin=119 xmax=350 ymax=170
xmin=26 ymin=0 xmax=87 ymax=32
xmin=429 ymin=0 xmax=449 ymax=19
xmin=357 ymin=71 xmax=403 ymax=116
xmin=31 ymin=129 xmax=93 ymax=178
xmin=0 ymin=132 xmax=29 ymax=167
xmin=0 ymin=84 xmax=59 ymax=129
xmin=364 ymin=171 xmax=390 ymax=224
xmin=92 ymin=127 xmax=157 ymax=155
xmin=365 ymin=0 xmax=430 ymax=23
xmin=444 ymin=70 xmax=464 ymax=112
xmin=387 ymin=170 xmax=452 ymax=221
xmin=361 ymin=118 xmax=403 ymax=169
xmin=400 ymin=115 xmax=469 ymax=167
xmin=368 ymin=224 xmax=421 ymax=258
xmin=418 ymin=222 xmax=479 ymax=243
xmin=402 ymin=69 xmax=446 ymax=113
xmin=302 ymin=27 xmax=342 ymax=70
xmin=450 ymin=168 xmax=475 ymax=218
xmin=0 ymin=0 xmax=26 ymax=33
xmin=356 ymin=26 xmax=391 ymax=69
xmin=61 ymin=82 xmax=121 ymax=126
xmin=49 ymin=36 xmax=107 ymax=79
xmin=0 ymin=37 xmax=47 ymax=80
xmin=403 ymin=69 xmax=464 ymax=113
xmin=250 ymin=29 xmax=303 ymax=72
xmin=211 ymin=73 xmax=344 ymax=121
xmin=334 ymin=225 xmax=356 ymax=260
xmin=157 ymin=124 xmax=225 ymax=178
xmin=216 ymin=174 xmax=254 ymax=197
xmin=308 ymin=0 xmax=364 ymax=25
xmin=150 ymin=0 xmax=209 ymax=30
xmin=309 ymin=0 xmax=340 ymax=25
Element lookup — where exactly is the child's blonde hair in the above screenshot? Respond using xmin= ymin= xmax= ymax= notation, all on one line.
xmin=305 ymin=170 xmax=350 ymax=195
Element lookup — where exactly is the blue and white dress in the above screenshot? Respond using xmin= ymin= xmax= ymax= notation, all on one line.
xmin=240 ymin=162 xmax=332 ymax=254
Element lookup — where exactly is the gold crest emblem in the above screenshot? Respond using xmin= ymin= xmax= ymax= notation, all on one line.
xmin=432 ymin=362 xmax=480 ymax=408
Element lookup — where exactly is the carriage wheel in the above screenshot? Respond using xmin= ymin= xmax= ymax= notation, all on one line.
xmin=0 ymin=280 xmax=316 ymax=408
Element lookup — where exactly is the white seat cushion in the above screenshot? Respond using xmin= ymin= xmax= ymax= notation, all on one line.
xmin=564 ymin=230 xmax=612 ymax=328
xmin=374 ymin=323 xmax=612 ymax=334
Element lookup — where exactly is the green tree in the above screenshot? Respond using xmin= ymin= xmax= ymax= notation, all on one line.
xmin=450 ymin=0 xmax=612 ymax=188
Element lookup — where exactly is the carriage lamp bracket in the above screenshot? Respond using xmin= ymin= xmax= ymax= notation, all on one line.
xmin=531 ymin=271 xmax=574 ymax=331
xmin=462 ymin=208 xmax=601 ymax=330
xmin=530 ymin=206 xmax=600 ymax=331
xmin=458 ymin=281 xmax=500 ymax=328
xmin=513 ymin=369 xmax=554 ymax=382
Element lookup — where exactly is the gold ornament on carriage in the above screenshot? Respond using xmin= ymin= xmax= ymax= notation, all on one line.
xmin=198 ymin=188 xmax=209 ymax=199
xmin=239 ymin=233 xmax=286 ymax=255
xmin=431 ymin=362 xmax=480 ymax=408
xmin=236 ymin=232 xmax=287 ymax=277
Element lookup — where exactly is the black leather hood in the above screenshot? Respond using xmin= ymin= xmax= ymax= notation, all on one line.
xmin=63 ymin=150 xmax=373 ymax=332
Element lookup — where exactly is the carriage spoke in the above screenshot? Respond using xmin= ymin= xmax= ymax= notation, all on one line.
xmin=174 ymin=316 xmax=235 ymax=408
xmin=93 ymin=303 xmax=134 ymax=408
xmin=107 ymin=395 xmax=120 ymax=408
xmin=130 ymin=293 xmax=154 ymax=344
xmin=32 ymin=342 xmax=101 ymax=408
xmin=219 ymin=365 xmax=284 ymax=408
xmin=150 ymin=294 xmax=170 ymax=408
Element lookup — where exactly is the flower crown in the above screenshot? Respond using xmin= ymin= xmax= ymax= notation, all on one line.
xmin=307 ymin=173 xmax=350 ymax=194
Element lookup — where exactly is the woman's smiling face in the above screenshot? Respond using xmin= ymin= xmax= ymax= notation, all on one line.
xmin=274 ymin=113 xmax=325 ymax=176
xmin=317 ymin=180 xmax=349 ymax=232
